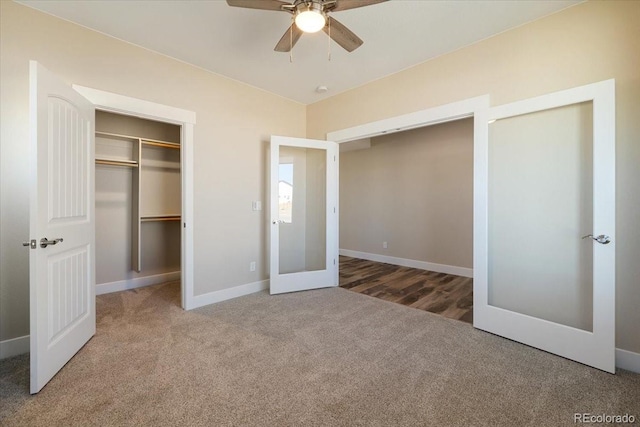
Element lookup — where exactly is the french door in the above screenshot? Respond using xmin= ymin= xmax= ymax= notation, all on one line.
xmin=269 ymin=136 xmax=338 ymax=294
xmin=473 ymin=80 xmax=616 ymax=373
xmin=29 ymin=61 xmax=96 ymax=393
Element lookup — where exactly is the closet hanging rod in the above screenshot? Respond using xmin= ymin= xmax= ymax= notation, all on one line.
xmin=140 ymin=215 xmax=181 ymax=222
xmin=141 ymin=140 xmax=181 ymax=150
xmin=96 ymin=131 xmax=180 ymax=148
xmin=95 ymin=159 xmax=139 ymax=167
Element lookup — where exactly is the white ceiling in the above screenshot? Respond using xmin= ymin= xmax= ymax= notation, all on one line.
xmin=18 ymin=0 xmax=581 ymax=104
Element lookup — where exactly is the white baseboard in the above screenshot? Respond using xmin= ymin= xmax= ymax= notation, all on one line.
xmin=96 ymin=271 xmax=181 ymax=295
xmin=188 ymin=279 xmax=269 ymax=310
xmin=340 ymin=249 xmax=473 ymax=278
xmin=615 ymin=348 xmax=640 ymax=374
xmin=0 ymin=335 xmax=29 ymax=359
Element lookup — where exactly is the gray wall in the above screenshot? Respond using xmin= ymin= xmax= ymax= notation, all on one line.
xmin=340 ymin=119 xmax=473 ymax=269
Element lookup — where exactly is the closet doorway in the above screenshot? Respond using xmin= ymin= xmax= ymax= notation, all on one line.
xmin=95 ymin=111 xmax=182 ymax=301
xmin=74 ymin=83 xmax=196 ymax=310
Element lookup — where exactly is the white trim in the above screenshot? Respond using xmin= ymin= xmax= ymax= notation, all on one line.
xmin=0 ymin=335 xmax=30 ymax=359
xmin=72 ymin=85 xmax=196 ymax=311
xmin=181 ymin=123 xmax=195 ymax=310
xmin=72 ymin=85 xmax=196 ymax=125
xmin=95 ymin=271 xmax=181 ymax=295
xmin=327 ymin=95 xmax=489 ymax=143
xmin=340 ymin=249 xmax=473 ymax=278
xmin=615 ymin=348 xmax=640 ymax=374
xmin=189 ymin=280 xmax=269 ymax=310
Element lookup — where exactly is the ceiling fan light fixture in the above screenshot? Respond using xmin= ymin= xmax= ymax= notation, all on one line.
xmin=295 ymin=8 xmax=326 ymax=33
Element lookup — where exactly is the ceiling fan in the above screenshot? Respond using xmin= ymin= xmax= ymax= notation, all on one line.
xmin=226 ymin=0 xmax=388 ymax=53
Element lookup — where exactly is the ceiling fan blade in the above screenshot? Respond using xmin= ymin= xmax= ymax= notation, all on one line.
xmin=323 ymin=17 xmax=363 ymax=52
xmin=274 ymin=24 xmax=304 ymax=52
xmin=332 ymin=0 xmax=387 ymax=12
xmin=226 ymin=0 xmax=291 ymax=12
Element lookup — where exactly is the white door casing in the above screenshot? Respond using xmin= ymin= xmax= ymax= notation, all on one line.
xmin=72 ymin=85 xmax=196 ymax=310
xmin=269 ymin=136 xmax=338 ymax=294
xmin=473 ymin=79 xmax=616 ymax=373
xmin=29 ymin=61 xmax=96 ymax=393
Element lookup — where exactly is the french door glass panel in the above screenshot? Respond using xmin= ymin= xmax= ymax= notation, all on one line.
xmin=488 ymin=102 xmax=594 ymax=331
xmin=278 ymin=146 xmax=327 ymax=274
xmin=270 ymin=136 xmax=337 ymax=295
xmin=474 ymin=79 xmax=615 ymax=373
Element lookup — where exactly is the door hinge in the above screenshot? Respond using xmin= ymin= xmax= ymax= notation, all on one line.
xmin=334 ymin=258 xmax=336 ymax=265
xmin=334 ymin=155 xmax=336 ymax=162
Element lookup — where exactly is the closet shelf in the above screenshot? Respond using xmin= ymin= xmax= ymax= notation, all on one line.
xmin=96 ymin=158 xmax=139 ymax=167
xmin=141 ymin=139 xmax=181 ymax=150
xmin=140 ymin=215 xmax=181 ymax=222
xmin=95 ymin=131 xmax=139 ymax=141
xmin=96 ymin=131 xmax=181 ymax=150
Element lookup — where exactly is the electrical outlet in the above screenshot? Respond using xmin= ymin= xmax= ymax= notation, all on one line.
xmin=383 ymin=241 xmax=388 ymax=249
xmin=250 ymin=261 xmax=256 ymax=272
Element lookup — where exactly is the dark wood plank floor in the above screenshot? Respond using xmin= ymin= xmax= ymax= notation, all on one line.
xmin=339 ymin=256 xmax=473 ymax=324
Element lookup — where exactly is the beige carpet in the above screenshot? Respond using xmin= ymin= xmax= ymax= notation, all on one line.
xmin=1 ymin=281 xmax=639 ymax=426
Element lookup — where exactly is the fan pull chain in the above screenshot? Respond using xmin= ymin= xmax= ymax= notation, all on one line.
xmin=327 ymin=17 xmax=331 ymax=61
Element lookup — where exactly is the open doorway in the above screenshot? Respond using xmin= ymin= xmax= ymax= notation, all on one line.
xmin=337 ymin=118 xmax=474 ymax=323
xmin=73 ymin=83 xmax=196 ymax=310
xmin=94 ymin=111 xmax=182 ymax=304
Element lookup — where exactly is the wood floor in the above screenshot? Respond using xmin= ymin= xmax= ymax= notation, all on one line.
xmin=339 ymin=256 xmax=473 ymax=323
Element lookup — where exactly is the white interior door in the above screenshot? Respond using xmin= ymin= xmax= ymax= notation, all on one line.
xmin=269 ymin=136 xmax=338 ymax=294
xmin=474 ymin=80 xmax=615 ymax=373
xmin=29 ymin=61 xmax=96 ymax=393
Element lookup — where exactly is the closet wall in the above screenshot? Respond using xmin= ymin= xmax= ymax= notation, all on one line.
xmin=95 ymin=111 xmax=181 ymax=286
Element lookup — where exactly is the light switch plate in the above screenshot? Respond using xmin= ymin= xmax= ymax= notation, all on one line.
xmin=252 ymin=201 xmax=262 ymax=211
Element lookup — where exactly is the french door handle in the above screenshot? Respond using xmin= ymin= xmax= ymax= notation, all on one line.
xmin=582 ymin=234 xmax=611 ymax=244
xmin=272 ymin=220 xmax=284 ymax=225
xmin=40 ymin=237 xmax=63 ymax=248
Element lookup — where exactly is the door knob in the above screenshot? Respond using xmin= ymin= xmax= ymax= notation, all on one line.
xmin=581 ymin=234 xmax=611 ymax=244
xmin=40 ymin=237 xmax=63 ymax=248
xmin=272 ymin=220 xmax=284 ymax=225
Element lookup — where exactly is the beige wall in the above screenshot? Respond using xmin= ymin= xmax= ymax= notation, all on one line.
xmin=0 ymin=1 xmax=305 ymax=342
xmin=308 ymin=1 xmax=640 ymax=353
xmin=340 ymin=119 xmax=473 ymax=269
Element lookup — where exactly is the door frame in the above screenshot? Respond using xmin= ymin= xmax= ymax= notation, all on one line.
xmin=326 ymin=95 xmax=489 ymax=284
xmin=72 ymin=85 xmax=197 ymax=310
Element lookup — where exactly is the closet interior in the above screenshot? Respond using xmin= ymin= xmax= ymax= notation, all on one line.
xmin=95 ymin=111 xmax=181 ymax=288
